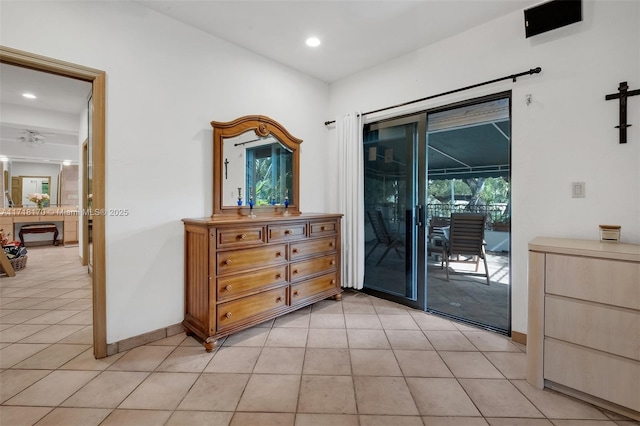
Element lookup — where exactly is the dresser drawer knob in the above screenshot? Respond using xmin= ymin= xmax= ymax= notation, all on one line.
xmin=276 ymin=252 xmax=282 ymax=257
xmin=237 ymin=233 xmax=246 ymax=240
xmin=293 ymin=269 xmax=299 ymax=275
xmin=284 ymin=229 xmax=291 ymax=235
xmin=275 ymin=273 xmax=282 ymax=279
xmin=225 ymin=285 xmax=232 ymax=291
xmin=223 ymin=259 xmax=232 ymax=265
xmin=329 ymin=242 xmax=334 ymax=247
xmin=225 ymin=312 xmax=233 ymax=319
xmin=331 ymin=279 xmax=336 ymax=285
xmin=330 ymin=260 xmax=336 ymax=265
xmin=293 ymin=290 xmax=299 ymax=296
xmin=292 ymin=248 xmax=299 ymax=254
xmin=321 ymin=226 xmax=325 ymax=231
xmin=276 ymin=296 xmax=283 ymax=302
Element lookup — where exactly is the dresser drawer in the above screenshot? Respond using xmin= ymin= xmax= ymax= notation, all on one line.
xmin=290 ymin=254 xmax=337 ymax=283
xmin=546 ymin=254 xmax=640 ymax=310
xmin=268 ymin=223 xmax=307 ymax=242
xmin=216 ymin=226 xmax=265 ymax=248
xmin=290 ymin=237 xmax=337 ymax=261
xmin=309 ymin=220 xmax=338 ymax=237
xmin=217 ymin=286 xmax=287 ymax=331
xmin=217 ymin=265 xmax=288 ymax=301
xmin=217 ymin=244 xmax=287 ymax=275
xmin=545 ymin=295 xmax=639 ymax=360
xmin=290 ymin=272 xmax=338 ymax=306
xmin=544 ymin=338 xmax=640 ymax=411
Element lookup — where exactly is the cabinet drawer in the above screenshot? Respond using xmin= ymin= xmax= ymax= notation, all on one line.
xmin=545 ymin=295 xmax=639 ymax=360
xmin=217 ymin=286 xmax=287 ymax=331
xmin=14 ymin=217 xmax=38 ymax=223
xmin=217 ymin=244 xmax=287 ymax=275
xmin=309 ymin=220 xmax=337 ymax=237
xmin=546 ymin=254 xmax=640 ymax=310
xmin=290 ymin=254 xmax=337 ymax=283
xmin=290 ymin=237 xmax=337 ymax=261
xmin=217 ymin=265 xmax=288 ymax=301
xmin=290 ymin=272 xmax=338 ymax=306
xmin=216 ymin=226 xmax=265 ymax=248
xmin=268 ymin=223 xmax=307 ymax=241
xmin=544 ymin=338 xmax=640 ymax=411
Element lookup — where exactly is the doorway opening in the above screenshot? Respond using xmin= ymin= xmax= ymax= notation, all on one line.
xmin=0 ymin=46 xmax=107 ymax=357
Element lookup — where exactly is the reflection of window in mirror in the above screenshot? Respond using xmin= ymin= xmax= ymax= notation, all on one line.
xmin=246 ymin=143 xmax=293 ymax=206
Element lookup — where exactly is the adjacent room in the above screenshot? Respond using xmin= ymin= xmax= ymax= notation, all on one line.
xmin=1 ymin=0 xmax=638 ymax=425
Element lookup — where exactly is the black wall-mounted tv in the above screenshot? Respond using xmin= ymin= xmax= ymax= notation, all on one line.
xmin=524 ymin=0 xmax=582 ymax=38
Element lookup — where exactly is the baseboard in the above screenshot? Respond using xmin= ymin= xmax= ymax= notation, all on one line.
xmin=106 ymin=322 xmax=184 ymax=356
xmin=512 ymin=331 xmax=527 ymax=345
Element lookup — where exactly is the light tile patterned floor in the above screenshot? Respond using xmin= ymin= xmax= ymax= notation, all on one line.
xmin=1 ymin=246 xmax=638 ymax=425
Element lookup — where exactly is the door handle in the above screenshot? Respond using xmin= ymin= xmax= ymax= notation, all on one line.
xmin=416 ymin=205 xmax=425 ymax=228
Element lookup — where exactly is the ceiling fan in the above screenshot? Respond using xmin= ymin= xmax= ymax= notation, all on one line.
xmin=18 ymin=130 xmax=46 ymax=145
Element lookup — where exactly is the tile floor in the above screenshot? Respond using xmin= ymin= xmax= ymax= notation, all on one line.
xmin=1 ymin=246 xmax=638 ymax=426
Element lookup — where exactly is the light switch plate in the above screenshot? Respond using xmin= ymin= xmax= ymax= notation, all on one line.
xmin=572 ymin=182 xmax=585 ymax=198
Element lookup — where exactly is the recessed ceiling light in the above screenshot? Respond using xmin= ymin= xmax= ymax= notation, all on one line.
xmin=306 ymin=37 xmax=321 ymax=47
xmin=22 ymin=93 xmax=37 ymax=99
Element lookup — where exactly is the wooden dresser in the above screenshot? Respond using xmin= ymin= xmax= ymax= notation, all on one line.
xmin=183 ymin=213 xmax=342 ymax=351
xmin=527 ymin=237 xmax=640 ymax=420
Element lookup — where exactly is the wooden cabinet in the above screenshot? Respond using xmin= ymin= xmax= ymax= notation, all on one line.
xmin=527 ymin=237 xmax=640 ymax=421
xmin=183 ymin=213 xmax=342 ymax=351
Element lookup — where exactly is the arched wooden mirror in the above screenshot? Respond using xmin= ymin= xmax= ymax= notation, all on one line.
xmin=212 ymin=115 xmax=302 ymax=217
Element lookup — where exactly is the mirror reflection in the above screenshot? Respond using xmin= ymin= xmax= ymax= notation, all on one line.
xmin=222 ymin=132 xmax=293 ymax=207
xmin=1 ymin=160 xmax=79 ymax=208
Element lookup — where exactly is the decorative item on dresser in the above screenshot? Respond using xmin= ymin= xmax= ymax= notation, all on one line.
xmin=527 ymin=237 xmax=640 ymax=421
xmin=182 ymin=115 xmax=343 ymax=351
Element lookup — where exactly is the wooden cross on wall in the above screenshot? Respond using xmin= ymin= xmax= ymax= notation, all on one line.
xmin=605 ymin=81 xmax=640 ymax=144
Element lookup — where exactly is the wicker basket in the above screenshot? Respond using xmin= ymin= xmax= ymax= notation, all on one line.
xmin=0 ymin=255 xmax=28 ymax=273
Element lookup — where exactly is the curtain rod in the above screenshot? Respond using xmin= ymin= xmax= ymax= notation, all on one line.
xmin=324 ymin=66 xmax=542 ymax=126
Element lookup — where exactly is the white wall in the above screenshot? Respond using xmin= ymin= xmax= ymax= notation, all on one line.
xmin=328 ymin=1 xmax=640 ymax=334
xmin=1 ymin=1 xmax=329 ymax=343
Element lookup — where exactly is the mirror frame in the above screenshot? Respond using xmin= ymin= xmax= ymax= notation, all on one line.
xmin=212 ymin=115 xmax=302 ymax=217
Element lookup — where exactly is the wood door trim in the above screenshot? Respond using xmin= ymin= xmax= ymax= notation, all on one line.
xmin=82 ymin=140 xmax=89 ymax=267
xmin=0 ymin=45 xmax=108 ymax=358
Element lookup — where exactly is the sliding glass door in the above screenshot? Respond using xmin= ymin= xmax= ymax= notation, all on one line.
xmin=363 ymin=116 xmax=427 ymax=310
xmin=363 ymin=93 xmax=511 ymax=334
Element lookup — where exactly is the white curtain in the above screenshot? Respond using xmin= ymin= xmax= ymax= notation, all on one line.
xmin=336 ymin=113 xmax=365 ymax=289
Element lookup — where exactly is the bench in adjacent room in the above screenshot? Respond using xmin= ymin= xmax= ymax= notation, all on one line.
xmin=19 ymin=223 xmax=59 ymax=246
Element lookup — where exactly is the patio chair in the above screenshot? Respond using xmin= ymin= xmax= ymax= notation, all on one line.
xmin=427 ymin=216 xmax=450 ymax=258
xmin=443 ymin=213 xmax=490 ymax=286
xmin=366 ymin=210 xmax=404 ymax=266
